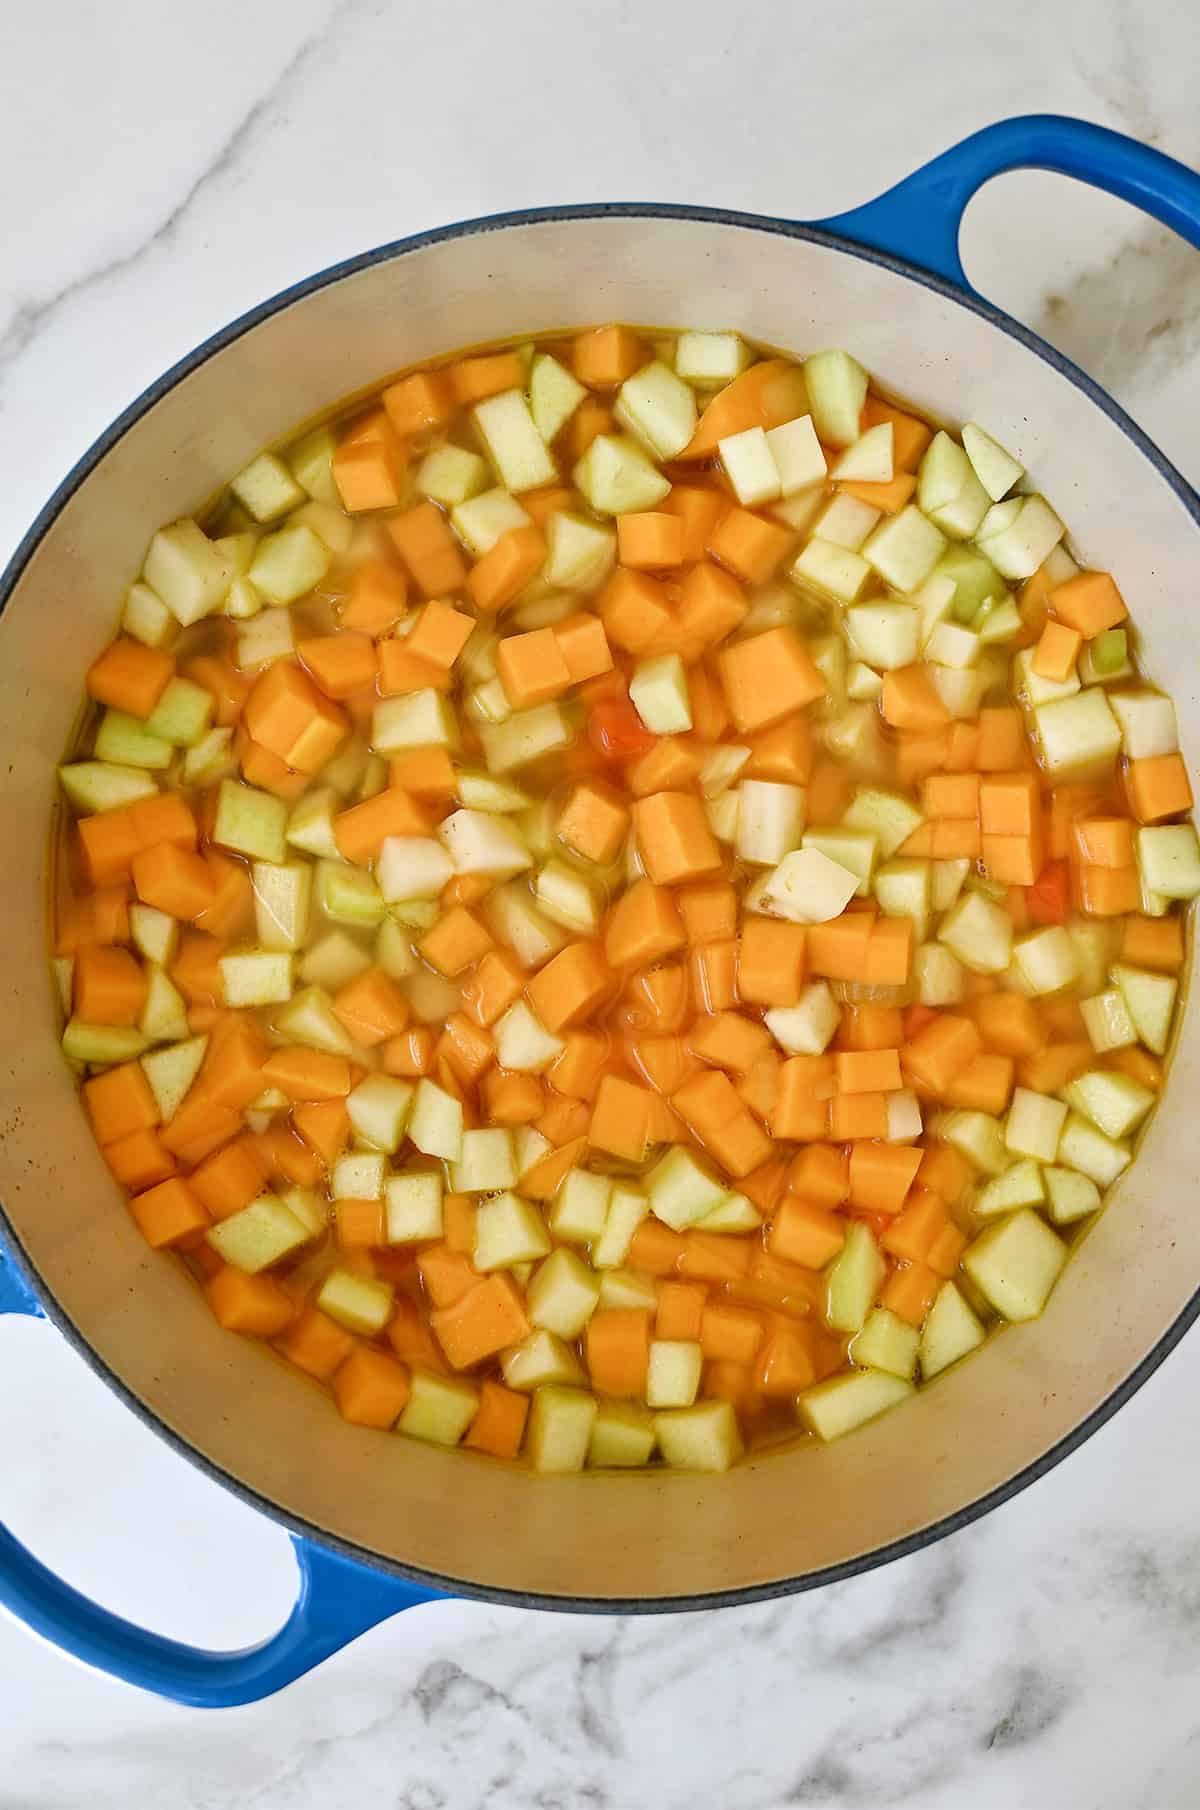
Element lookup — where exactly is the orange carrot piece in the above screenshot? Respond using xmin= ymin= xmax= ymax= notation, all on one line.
xmin=572 ymin=325 xmax=645 ymax=388
xmin=604 ymin=878 xmax=686 ymax=968
xmin=1048 ymin=570 xmax=1128 ymax=636
xmin=332 ymin=1348 xmax=411 ymax=1428
xmin=681 ymin=359 xmax=810 ymax=458
xmin=707 ymin=509 xmax=794 ymax=586
xmin=382 ymin=369 xmax=453 ymax=436
xmin=86 ymin=638 xmax=175 ymax=717
xmin=1127 ymin=753 xmax=1193 ymax=824
xmin=387 ymin=500 xmax=468 ymax=598
xmin=243 ymin=660 xmax=348 ymax=776
xmin=468 ymin=525 xmax=549 ymax=614
xmin=847 ymin=1144 xmax=922 ymax=1214
xmin=584 ymin=1307 xmax=652 ymax=1395
xmin=73 ymin=944 xmax=147 ymax=1027
xmin=205 ymin=1266 xmax=296 ymax=1337
xmin=880 ymin=666 xmax=951 ymax=732
xmin=449 ymin=350 xmax=525 ymax=404
xmin=191 ymin=1134 xmax=271 ymax=1219
xmin=277 ymin=1305 xmax=356 ymax=1381
xmin=617 ymin=512 xmax=684 ymax=570
xmin=464 ymin=1380 xmax=530 ymax=1459
xmin=129 ymin=1176 xmax=210 ymax=1249
xmin=419 ymin=907 xmax=494 ymax=979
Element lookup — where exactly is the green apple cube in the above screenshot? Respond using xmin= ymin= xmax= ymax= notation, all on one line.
xmin=230 ymin=452 xmax=305 ymax=524
xmin=851 ymin=1307 xmax=919 ymax=1379
xmin=1137 ymin=825 xmax=1200 ymax=900
xmin=274 ymin=985 xmax=355 ymax=1055
xmin=962 ymin=1209 xmax=1066 ymax=1322
xmin=451 ymin=486 xmax=532 ymax=555
xmin=437 ymin=808 xmax=531 ymax=879
xmin=248 ymin=523 xmax=331 ymax=606
xmin=842 ymin=789 xmax=923 ymax=861
xmin=398 ymin=1371 xmax=479 ymax=1447
xmin=800 ymin=829 xmax=878 ymax=899
xmin=591 ymin=1186 xmax=647 ymax=1269
xmin=207 ymin=1195 xmax=310 ymax=1273
xmin=122 ymin=580 xmax=178 ymax=649
xmin=384 ymin=1171 xmax=444 ymax=1242
xmin=1110 ymin=691 xmax=1178 ymax=759
xmin=283 ymin=426 xmax=339 ymax=508
xmin=485 ymin=880 xmax=568 ymax=968
xmin=1079 ymin=988 xmax=1137 ymax=1053
xmin=961 ymin=422 xmax=1023 ymax=500
xmin=534 ymin=861 xmax=602 ymax=934
xmin=182 ymin=727 xmax=236 ymax=787
xmin=614 ymin=361 xmax=696 ymax=461
xmin=884 ymin=1089 xmax=923 ymax=1143
xmin=299 ymin=925 xmax=372 ymax=990
xmin=765 ymin=414 xmax=827 ymax=494
xmin=646 ymin=1340 xmax=703 ymax=1408
xmin=977 ymin=1159 xmax=1045 ymax=1218
xmin=219 ymin=949 xmax=293 ymax=1007
xmin=347 ymin=1076 xmax=413 ymax=1153
xmin=375 ymin=836 xmax=453 ymax=902
xmin=938 ymin=891 xmax=1012 ymax=974
xmin=808 ymin=632 xmax=847 ymax=705
xmin=941 ymin=1109 xmax=1009 ymax=1176
xmin=547 ymin=1169 xmax=611 ymax=1244
xmin=457 ymin=771 xmax=531 ymax=813
xmin=976 ymin=495 xmax=1064 ymax=580
xmin=1063 ymin=1070 xmax=1154 ymax=1141
xmin=214 ymin=779 xmax=288 ymax=864
xmin=320 ymin=736 xmax=372 ymax=796
xmin=61 ymin=1020 xmax=148 ymax=1067
xmin=934 ymin=547 xmax=1004 ymax=621
xmin=1056 ymin=1112 xmax=1131 ymax=1187
xmin=1081 ymin=628 xmax=1129 ymax=681
xmin=926 ymin=468 xmax=991 ymax=541
xmin=674 ymin=331 xmax=752 ymax=384
xmin=1043 ymin=1165 xmax=1102 ymax=1225
xmin=575 ymin=434 xmax=676 ymax=521
xmin=450 ymin=1128 xmax=517 ymax=1194
xmin=932 ymin=663 xmax=989 ymax=720
xmin=479 ymin=703 xmax=574 ymax=774
xmin=93 ymin=711 xmax=172 ymax=770
xmin=789 ymin=538 xmax=871 ymax=604
xmin=387 ymin=898 xmax=438 ymax=933
xmin=764 ymin=981 xmax=842 ymax=1055
xmin=129 ymin=905 xmax=179 ymax=967
xmin=647 ymin=1148 xmax=726 ymax=1231
xmin=289 ymin=500 xmax=353 ymax=558
xmin=527 ymin=1249 xmax=601 ymax=1338
xmin=529 ymin=353 xmax=587 ymax=443
xmin=475 ymin=1191 xmax=552 ymax=1271
xmin=501 ymin=1328 xmax=586 ymax=1391
xmin=252 ymin=861 xmax=312 ymax=952
xmin=588 ymin=1404 xmax=657 ymax=1468
xmin=372 ymin=689 xmax=458 ymax=753
xmin=844 ymin=604 xmax=920 ymax=673
xmin=695 ymin=1191 xmax=761 ymax=1233
xmin=863 ymin=505 xmax=947 ymax=592
xmin=139 ymin=967 xmax=189 ymax=1044
xmin=919 ymin=1283 xmax=986 ymax=1380
xmin=542 ymin=511 xmax=617 ymax=591
xmin=58 ymin=761 xmax=159 ymax=815
xmin=597 ymin=1268 xmax=658 ymax=1310
xmin=1013 ymin=646 xmax=1081 ymax=708
xmin=1034 ymin=690 xmax=1121 ymax=777
xmin=798 ymin=1368 xmax=913 ymax=1441
xmin=214 ymin=531 xmax=257 ymax=577
xmin=416 ymin=443 xmax=490 ymax=507
xmin=316 ymin=1267 xmax=394 ymax=1337
xmin=735 ymin=780 xmax=806 ymax=866
xmin=654 ymin=1399 xmax=744 ymax=1471
xmin=719 ymin=426 xmax=782 ymax=506
xmin=140 ymin=1033 xmax=206 ymax=1119
xmin=874 ymin=860 xmax=932 ymax=942
xmin=1111 ymin=962 xmax=1177 ymax=1055
xmin=825 ymin=1222 xmax=885 ymax=1334
xmin=847 ymin=662 xmax=883 ymax=701
xmin=317 ymin=860 xmax=385 ymax=927
xmin=473 ymin=389 xmax=558 ymax=492
xmin=143 ymin=520 xmax=233 ymax=626
xmin=915 ymin=942 xmax=964 ymax=1007
xmin=527 ymin=1386 xmax=598 ymax=1473
xmin=331 ymin=1151 xmax=386 ymax=1200
xmin=706 ymin=790 xmax=740 ymax=845
xmin=1013 ymin=926 xmax=1081 ymax=996
xmin=1068 ymin=920 xmax=1119 ymax=996
xmin=1005 ymin=1087 xmax=1068 ymax=1163
xmin=974 ymin=598 xmax=1023 ymax=645
xmin=135 ymin=678 xmax=212 ymax=750
xmin=494 ymin=1001 xmax=563 ymax=1075
xmin=925 ymin=620 xmax=981 ymax=670
xmin=408 ymin=1077 xmax=463 ymax=1161
xmin=918 ymin=433 xmax=972 ymax=514
xmin=629 ymin=653 xmax=693 ymax=736
xmin=831 ymin=421 xmax=894 ymax=484
xmin=931 ymin=857 xmax=970 ymax=912
xmin=803 ymin=349 xmax=868 ymax=446
xmin=814 ymin=493 xmax=881 ymax=552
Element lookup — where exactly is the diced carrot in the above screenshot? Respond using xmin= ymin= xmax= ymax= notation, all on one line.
xmin=838 ymin=472 xmax=917 ymax=514
xmin=388 ymin=501 xmax=468 ymax=598
xmin=468 ymin=525 xmax=548 ymax=615
xmin=130 ymin=842 xmax=215 ymax=923
xmin=861 ymin=395 xmax=933 ymax=471
xmin=260 ymin=1046 xmax=353 ymax=1102
xmin=847 ymin=1144 xmax=921 ymax=1214
xmin=902 ymin=1014 xmax=982 ymax=1097
xmin=661 ymin=487 xmax=729 ymax=561
xmin=382 ymin=368 xmax=453 ymax=435
xmin=587 ymin=1074 xmax=653 ymax=1163
xmin=756 ymin=1318 xmax=819 ymax=1395
xmin=296 ymin=634 xmax=378 ymax=701
xmin=419 ymin=907 xmax=493 ymax=979
xmin=1018 ymin=1040 xmax=1093 ymax=1093
xmin=181 ymin=655 xmax=249 ymax=729
xmin=331 ymin=1348 xmax=410 ymax=1428
xmin=380 ymin=752 xmax=451 ymax=807
xmin=1122 ymin=914 xmax=1185 ymax=971
xmin=87 ymin=638 xmax=175 ymax=717
xmin=431 ymin=1273 xmax=530 ymax=1369
xmin=495 ymin=625 xmax=572 ymax=709
xmin=680 ymin=359 xmax=810 ymax=459
xmin=880 ymin=1261 xmax=939 ymax=1327
xmin=703 ymin=1359 xmax=759 ymax=1408
xmin=691 ymin=940 xmax=739 ymax=1014
xmin=769 ymin=1198 xmax=845 ymax=1269
xmin=944 ymin=1052 xmax=1014 ymax=1114
xmin=598 ymin=567 xmax=676 ymax=656
xmin=205 ymin=1266 xmax=296 ymax=1338
xmin=806 ymin=912 xmax=875 ymax=983
xmin=572 ymin=325 xmax=644 ymax=388
xmin=671 ymin=1069 xmax=772 ymax=1178
xmin=104 ymin=1127 xmax=176 ymax=1191
xmin=520 ymin=1134 xmax=589 ymax=1201
xmin=676 ymin=563 xmax=749 ymax=648
xmin=464 ymin=1379 xmax=530 ymax=1459
xmin=73 ymin=944 xmax=147 ymax=1027
xmin=880 ymin=666 xmax=951 ymax=732
xmin=244 ymin=661 xmax=348 ymax=776
xmin=1025 ymin=857 xmax=1070 ymax=924
xmin=382 ymin=1026 xmax=436 ymax=1077
xmin=170 ymin=932 xmax=226 ymax=1009
xmin=970 ymin=993 xmax=1047 ymax=1057
xmin=708 ymin=508 xmax=794 ymax=586
xmin=980 ymin=771 xmax=1040 ymax=836
xmin=332 ymin=429 xmax=405 ymax=512
xmin=655 ymin=1279 xmax=706 ymax=1342
xmin=129 ymin=1176 xmax=210 ymax=1249
xmin=190 ymin=1134 xmax=271 ymax=1220
xmin=585 ymin=1307 xmax=652 ymax=1396
xmin=630 ymin=790 xmax=720 ymax=886
xmin=1127 ymin=753 xmax=1193 ymax=825
xmin=688 ymin=1010 xmax=771 ymax=1075
xmin=1049 ymin=570 xmax=1128 ymax=637
xmin=616 ymin=511 xmax=684 ymax=571
xmin=277 ymin=1305 xmax=356 ymax=1381
xmin=565 ymin=397 xmax=614 ymax=458
xmin=771 ymin=1056 xmax=833 ymax=1140
xmin=291 ymin=1098 xmax=349 ymax=1170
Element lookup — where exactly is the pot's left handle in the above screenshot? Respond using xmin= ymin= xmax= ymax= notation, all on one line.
xmin=0 ymin=1240 xmax=441 ymax=1706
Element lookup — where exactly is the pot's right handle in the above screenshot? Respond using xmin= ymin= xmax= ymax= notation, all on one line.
xmin=815 ymin=113 xmax=1200 ymax=291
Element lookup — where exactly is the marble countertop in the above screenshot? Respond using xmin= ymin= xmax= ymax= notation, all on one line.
xmin=2 ymin=2 xmax=1199 ymax=1803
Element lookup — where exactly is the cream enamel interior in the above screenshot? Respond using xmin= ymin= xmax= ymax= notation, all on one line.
xmin=1 ymin=213 xmax=1197 ymax=1604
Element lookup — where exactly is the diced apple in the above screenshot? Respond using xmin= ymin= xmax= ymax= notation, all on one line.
xmin=798 ymin=1368 xmax=913 ymax=1440
xmin=376 ymin=836 xmax=454 ymax=903
xmin=654 ymin=1399 xmax=743 ymax=1471
xmin=842 ymin=788 xmax=923 ymax=859
xmin=494 ymin=1001 xmax=563 ymax=1074
xmin=572 ymin=435 xmax=671 ymax=516
xmin=139 ymin=966 xmax=189 ymax=1044
xmin=182 ymin=726 xmax=236 ymax=787
xmin=976 ymin=495 xmax=1064 ymax=579
xmin=588 ymin=1404 xmax=657 ymax=1468
xmin=874 ymin=859 xmax=932 ymax=943
xmin=140 ymin=1033 xmax=207 ymax=1120
xmin=473 ymin=389 xmax=557 ymax=492
xmin=1043 ymin=1165 xmax=1102 ymax=1225
xmin=977 ymin=1159 xmax=1045 ymax=1218
xmin=346 ymin=1075 xmax=413 ymax=1152
xmin=416 ymin=443 xmax=490 ymax=507
xmin=845 ymin=603 xmax=921 ymax=672
xmin=813 ymin=492 xmax=880 ymax=551
xmin=527 ymin=1386 xmax=598 ymax=1473
xmin=1110 ymin=691 xmax=1178 ymax=760
xmin=501 ymin=1328 xmax=585 ymax=1390
xmin=765 ymin=414 xmax=827 ymax=495
xmin=801 ymin=828 xmax=877 ymax=898
xmin=885 ymin=1089 xmax=923 ymax=1142
xmin=529 ymin=352 xmax=588 ymax=442
xmin=230 ymin=452 xmax=305 ymax=524
xmin=790 ymin=538 xmax=871 ymax=604
xmin=862 ymin=505 xmax=946 ymax=591
xmin=475 ymin=1191 xmax=552 ymax=1270
xmin=438 ymin=808 xmax=531 ymax=878
xmin=915 ymin=942 xmax=964 ymax=1006
xmin=938 ymin=890 xmax=1012 ymax=974
xmin=248 ymin=524 xmax=331 ymax=607
xmin=534 ymin=860 xmax=602 ymax=934
xmin=275 ymin=984 xmax=355 ymax=1055
xmin=207 ymin=1195 xmax=310 ymax=1273
xmin=93 ymin=712 xmax=172 ymax=771
xmin=591 ymin=1185 xmax=648 ymax=1268
xmin=484 ymin=880 xmax=568 ymax=968
xmin=122 ymin=581 xmax=177 ymax=649
xmin=62 ymin=1021 xmax=149 ymax=1066
xmin=674 ymin=331 xmax=753 ymax=385
xmin=1013 ymin=926 xmax=1081 ymax=996
xmin=736 ymin=779 xmax=806 ymax=866
xmin=1057 ymin=1112 xmax=1130 ymax=1186
xmin=384 ymin=1170 xmax=444 ymax=1242
xmin=372 ymin=689 xmax=458 ymax=753
xmin=331 ymin=1151 xmax=386 ymax=1200
xmin=143 ymin=520 xmax=233 ymax=626
xmin=852 ymin=1307 xmax=919 ymax=1379
xmin=219 ymin=949 xmax=293 ymax=1007
xmin=614 ymin=361 xmax=697 ymax=461
xmin=1079 ymin=988 xmax=1137 ymax=1053
xmin=398 ymin=1372 xmax=478 ymax=1446
xmin=646 ymin=1147 xmax=726 ymax=1231
xmin=528 ymin=1249 xmax=601 ymax=1338
xmin=962 ymin=1208 xmax=1066 ymax=1321
xmin=214 ymin=778 xmax=288 ymax=865
xmin=629 ymin=653 xmax=693 ymax=735
xmin=940 ymin=1108 xmax=1009 ymax=1176
xmin=1005 ymin=1087 xmax=1068 ymax=1163
xmin=719 ymin=426 xmax=782 ymax=506
xmin=1063 ymin=1070 xmax=1154 ymax=1141
xmin=764 ymin=982 xmax=841 ymax=1055
xmin=479 ymin=703 xmax=574 ymax=774
xmin=1034 ymin=690 xmax=1121 ymax=778
xmin=925 ymin=620 xmax=980 ymax=670
xmin=1013 ymin=645 xmax=1080 ymax=708
xmin=825 ymin=1221 xmax=884 ymax=1333
xmin=58 ymin=761 xmax=159 ymax=815
xmin=1137 ymin=825 xmax=1200 ymax=900
xmin=1111 ymin=962 xmax=1177 ymax=1055
xmin=803 ymin=349 xmax=868 ymax=446
xmin=287 ymin=425 xmax=340 ymax=507
xmin=407 ymin=1077 xmax=463 ymax=1160
xmin=318 ymin=861 xmax=385 ymax=927
xmin=961 ymin=422 xmax=1023 ymax=500
xmin=646 ymin=1340 xmax=702 ymax=1408
xmin=129 ymin=904 xmax=179 ymax=968
xmin=316 ymin=1267 xmax=394 ymax=1337
xmin=919 ymin=1282 xmax=986 ymax=1379
xmin=451 ymin=487 xmax=531 ymax=556
xmin=597 ymin=1268 xmax=658 ymax=1310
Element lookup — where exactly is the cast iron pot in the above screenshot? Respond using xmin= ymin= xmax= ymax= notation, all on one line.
xmin=1 ymin=114 xmax=1198 ymax=1706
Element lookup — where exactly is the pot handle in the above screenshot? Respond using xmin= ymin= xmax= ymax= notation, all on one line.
xmin=0 ymin=1240 xmax=441 ymax=1706
xmin=816 ymin=112 xmax=1200 ymax=289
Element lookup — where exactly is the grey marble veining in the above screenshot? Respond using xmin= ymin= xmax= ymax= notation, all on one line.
xmin=2 ymin=2 xmax=1200 ymax=1804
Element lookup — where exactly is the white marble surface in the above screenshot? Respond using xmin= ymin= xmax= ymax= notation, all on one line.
xmin=2 ymin=1 xmax=1200 ymax=1803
